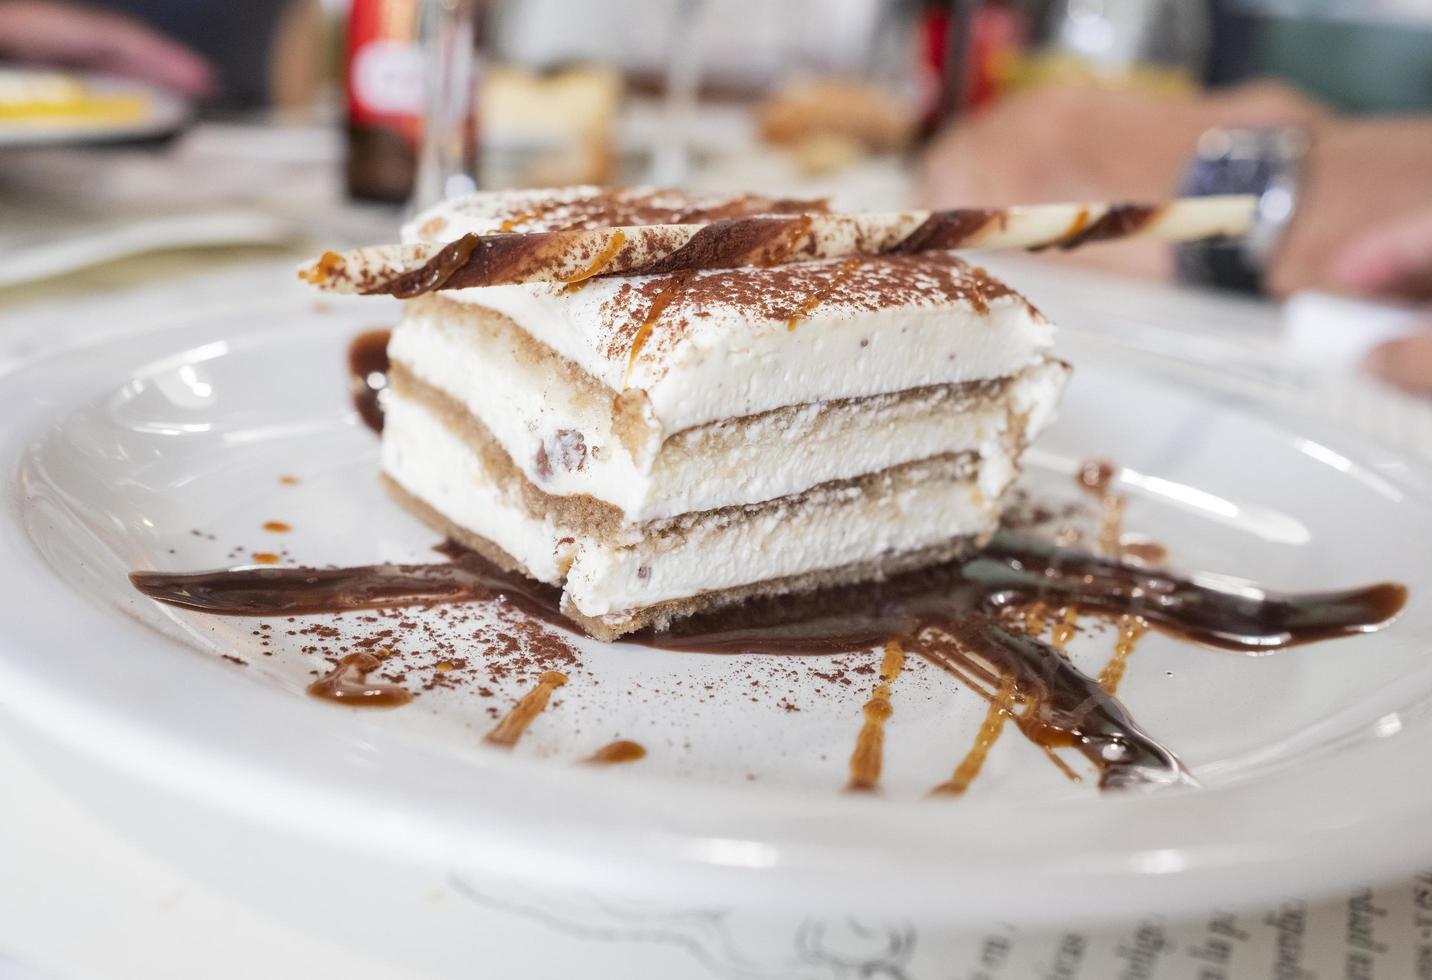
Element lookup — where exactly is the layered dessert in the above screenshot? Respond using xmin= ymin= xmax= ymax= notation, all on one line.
xmin=342 ymin=187 xmax=1069 ymax=639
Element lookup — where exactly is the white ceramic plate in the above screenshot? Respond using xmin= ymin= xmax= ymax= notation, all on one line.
xmin=0 ymin=72 xmax=190 ymax=148
xmin=3 ymin=298 xmax=1432 ymax=929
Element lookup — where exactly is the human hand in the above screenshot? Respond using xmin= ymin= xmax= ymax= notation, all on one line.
xmin=918 ymin=80 xmax=1325 ymax=207
xmin=1266 ymin=119 xmax=1432 ymax=298
xmin=0 ymin=0 xmax=216 ymax=97
xmin=1329 ymin=204 xmax=1432 ymax=395
xmin=917 ymin=81 xmax=1326 ymax=280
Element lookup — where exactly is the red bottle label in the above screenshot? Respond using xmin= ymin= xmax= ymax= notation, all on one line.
xmin=346 ymin=0 xmax=423 ymax=143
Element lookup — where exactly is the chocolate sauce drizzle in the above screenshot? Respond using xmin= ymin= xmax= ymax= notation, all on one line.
xmin=347 ymin=328 xmax=391 ymax=434
xmin=384 ymin=233 xmax=481 ymax=298
xmin=637 ymin=554 xmax=1198 ymax=790
xmin=131 ymin=530 xmax=1405 ymax=789
xmin=129 ymin=541 xmax=564 ymax=620
xmin=970 ymin=535 xmax=1406 ymax=652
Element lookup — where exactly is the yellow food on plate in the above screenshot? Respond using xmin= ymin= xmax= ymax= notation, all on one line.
xmin=0 ymin=70 xmax=150 ymax=125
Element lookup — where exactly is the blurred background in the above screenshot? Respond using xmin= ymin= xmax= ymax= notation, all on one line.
xmin=3 ymin=0 xmax=1432 ymax=391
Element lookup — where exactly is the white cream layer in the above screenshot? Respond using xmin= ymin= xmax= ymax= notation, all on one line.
xmin=383 ymin=395 xmax=571 ymax=584
xmin=564 ymin=466 xmax=1000 ymax=621
xmin=390 ymin=303 xmax=1068 ymax=522
xmin=382 ymin=392 xmax=1034 ymax=621
xmin=440 ymin=279 xmax=1053 ymax=439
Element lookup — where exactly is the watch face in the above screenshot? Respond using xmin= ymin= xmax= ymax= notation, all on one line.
xmin=1178 ymin=126 xmax=1305 ymax=294
xmin=1184 ymin=153 xmax=1277 ymax=198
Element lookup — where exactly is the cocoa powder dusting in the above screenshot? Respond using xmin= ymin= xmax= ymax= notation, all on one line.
xmin=601 ymin=253 xmax=1018 ymax=370
xmin=434 ymin=188 xmax=827 ymax=237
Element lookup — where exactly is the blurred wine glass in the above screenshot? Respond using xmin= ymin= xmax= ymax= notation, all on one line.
xmin=647 ymin=0 xmax=708 ymax=186
xmin=411 ymin=0 xmax=480 ymax=213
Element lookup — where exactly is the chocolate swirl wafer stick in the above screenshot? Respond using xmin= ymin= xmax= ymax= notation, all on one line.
xmin=299 ymin=194 xmax=1256 ymax=296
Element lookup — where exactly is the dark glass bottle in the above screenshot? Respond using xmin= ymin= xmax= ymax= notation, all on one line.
xmin=345 ymin=0 xmax=424 ymax=203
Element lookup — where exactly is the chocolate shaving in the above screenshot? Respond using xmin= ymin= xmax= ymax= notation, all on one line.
xmin=624 ymin=215 xmax=816 ymax=276
xmin=885 ymin=209 xmax=999 ymax=254
xmin=1046 ymin=204 xmax=1161 ymax=252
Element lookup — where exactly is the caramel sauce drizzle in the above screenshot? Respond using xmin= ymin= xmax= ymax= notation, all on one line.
xmin=784 ymin=256 xmax=864 ymax=331
xmin=1121 ymin=537 xmax=1168 ymax=566
xmin=911 ymin=627 xmax=1183 ymax=790
xmin=1063 ymin=207 xmax=1092 ymax=243
xmin=484 ymin=671 xmax=568 ymax=748
xmin=1100 ymin=496 xmax=1127 ymax=559
xmin=1099 ymin=614 xmax=1149 ymax=695
xmin=1014 ymin=601 xmax=1082 ymax=781
xmin=846 ymin=640 xmax=907 ymax=793
xmin=262 ymin=521 xmax=291 ymax=533
xmin=559 ymin=230 xmax=627 ymax=291
xmin=251 ymin=552 xmax=280 ymax=565
xmin=499 ymin=211 xmax=539 ymax=233
xmin=1021 ymin=601 xmax=1049 ymax=639
xmin=1049 ymin=606 xmax=1079 ymax=652
xmin=937 ymin=659 xmax=1083 ymax=785
xmin=497 ymin=196 xmax=571 ymax=233
xmin=1032 ymin=736 xmax=1084 ymax=783
xmin=298 ymin=250 xmax=343 ymax=285
xmin=762 ymin=213 xmax=814 ymax=266
xmin=1077 ymin=457 xmax=1125 ymax=560
xmin=1054 ymin=204 xmax=1161 ymax=251
xmin=930 ymin=674 xmax=1016 ymax=796
xmin=584 ymin=739 xmax=647 ymax=765
xmin=307 ymin=651 xmax=413 ymax=707
xmin=625 ymin=271 xmax=694 ymax=377
xmin=387 ymin=234 xmax=482 ymax=299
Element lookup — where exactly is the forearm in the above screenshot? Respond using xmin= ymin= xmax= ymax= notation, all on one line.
xmin=0 ymin=0 xmax=215 ymax=96
xmin=1267 ymin=117 xmax=1432 ymax=297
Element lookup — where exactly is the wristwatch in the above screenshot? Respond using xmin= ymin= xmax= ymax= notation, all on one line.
xmin=1176 ymin=125 xmax=1309 ymax=294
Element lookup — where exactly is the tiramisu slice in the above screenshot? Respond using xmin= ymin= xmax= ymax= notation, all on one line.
xmin=364 ymin=187 xmax=1068 ymax=639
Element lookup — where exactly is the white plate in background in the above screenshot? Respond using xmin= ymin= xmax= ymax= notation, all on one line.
xmin=0 ymin=72 xmax=190 ymax=148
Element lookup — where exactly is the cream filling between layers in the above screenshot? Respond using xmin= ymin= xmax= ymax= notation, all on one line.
xmin=381 ymin=392 xmax=1034 ymax=620
xmin=389 ymin=298 xmax=1070 ymax=521
xmin=563 ymin=463 xmax=1001 ymax=619
xmin=383 ymin=395 xmax=572 ymax=584
xmin=440 ymin=278 xmax=1053 ymax=436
